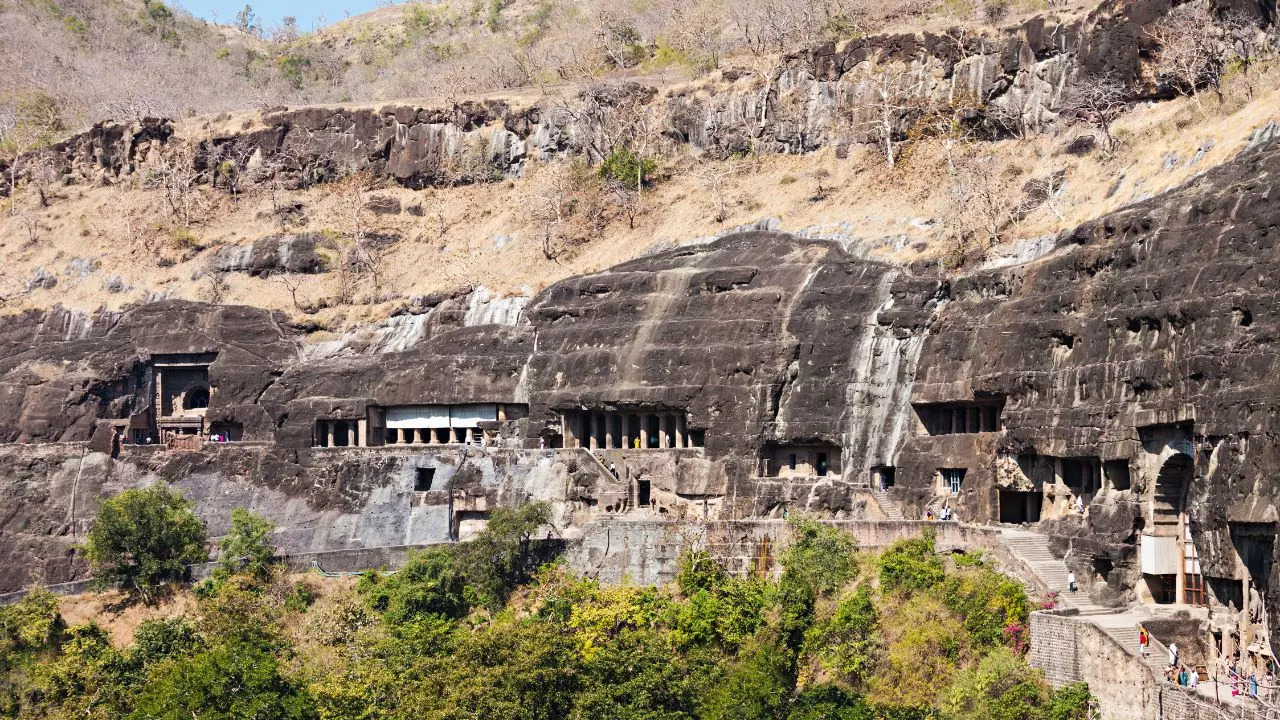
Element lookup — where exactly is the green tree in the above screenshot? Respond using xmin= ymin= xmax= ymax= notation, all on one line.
xmin=572 ymin=628 xmax=716 ymax=720
xmin=1048 ymin=682 xmax=1095 ymax=720
xmin=676 ymin=549 xmax=728 ymax=596
xmin=806 ymin=586 xmax=880 ymax=686
xmin=0 ymin=589 xmax=63 ymax=656
xmin=359 ymin=546 xmax=469 ymax=623
xmin=130 ymin=618 xmax=198 ymax=666
xmin=701 ymin=635 xmax=794 ymax=720
xmin=457 ymin=501 xmax=552 ymax=609
xmin=789 ymin=685 xmax=875 ymax=720
xmin=943 ymin=647 xmax=1052 ymax=720
xmin=129 ymin=641 xmax=315 ymax=720
xmin=215 ymin=508 xmax=277 ymax=582
xmin=24 ymin=623 xmax=134 ymax=719
xmin=600 ymin=148 xmax=656 ymax=188
xmin=878 ymin=529 xmax=944 ymax=594
xmin=781 ymin=516 xmax=858 ymax=597
xmin=83 ymin=486 xmax=207 ymax=603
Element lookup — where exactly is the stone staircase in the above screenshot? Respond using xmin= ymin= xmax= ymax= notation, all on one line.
xmin=870 ymin=487 xmax=906 ymax=520
xmin=1000 ymin=529 xmax=1107 ymax=615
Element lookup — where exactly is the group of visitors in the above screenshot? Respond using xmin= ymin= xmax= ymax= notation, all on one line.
xmin=925 ymin=505 xmax=955 ymax=521
xmin=1168 ymin=665 xmax=1201 ymax=689
xmin=1225 ymin=663 xmax=1272 ymax=699
xmin=206 ymin=433 xmax=231 ymax=443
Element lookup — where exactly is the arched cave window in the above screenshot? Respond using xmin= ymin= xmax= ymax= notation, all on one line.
xmin=184 ymin=386 xmax=210 ymax=410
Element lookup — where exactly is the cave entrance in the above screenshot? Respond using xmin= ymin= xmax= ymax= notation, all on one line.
xmin=999 ymin=491 xmax=1042 ymax=524
xmin=637 ymin=479 xmax=652 ymax=508
xmin=1142 ymin=453 xmax=1203 ymax=606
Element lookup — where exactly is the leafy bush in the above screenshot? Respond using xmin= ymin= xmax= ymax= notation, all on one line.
xmin=83 ymin=486 xmax=207 ymax=603
xmin=131 ymin=617 xmax=198 ymax=666
xmin=677 ymin=549 xmax=728 ymax=595
xmin=358 ymin=546 xmax=469 ymax=623
xmin=943 ymin=647 xmax=1052 ymax=720
xmin=0 ymin=590 xmax=63 ymax=654
xmin=806 ymin=586 xmax=880 ymax=685
xmin=129 ymin=641 xmax=314 ymax=720
xmin=878 ymin=529 xmax=944 ymax=594
xmin=701 ymin=635 xmax=794 ymax=720
xmin=214 ymin=508 xmax=276 ymax=582
xmin=600 ymin=148 xmax=656 ymax=187
xmin=789 ymin=685 xmax=875 ymax=720
xmin=781 ymin=516 xmax=858 ymax=597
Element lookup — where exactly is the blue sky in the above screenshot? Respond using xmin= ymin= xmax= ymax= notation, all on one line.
xmin=175 ymin=0 xmax=398 ymax=30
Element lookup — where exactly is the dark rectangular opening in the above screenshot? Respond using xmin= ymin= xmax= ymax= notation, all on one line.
xmin=1062 ymin=458 xmax=1084 ymax=490
xmin=914 ymin=398 xmax=1005 ymax=436
xmin=872 ymin=466 xmax=896 ymax=490
xmin=208 ymin=422 xmax=243 ymax=442
xmin=999 ymin=490 xmax=1042 ymax=524
xmin=646 ymin=416 xmax=661 ymax=448
xmin=942 ymin=468 xmax=966 ymax=494
xmin=1146 ymin=574 xmax=1177 ymax=604
xmin=1230 ymin=523 xmax=1276 ymax=590
xmin=637 ymin=479 xmax=651 ymax=507
xmin=788 ymin=453 xmax=798 ymax=471
xmin=688 ymin=429 xmax=705 ymax=448
xmin=415 ymin=467 xmax=436 ymax=492
xmin=817 ymin=453 xmax=829 ymax=476
xmin=1104 ymin=460 xmax=1131 ymax=491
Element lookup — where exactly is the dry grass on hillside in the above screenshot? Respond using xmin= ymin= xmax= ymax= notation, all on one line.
xmin=1 ymin=66 xmax=1276 ymax=331
xmin=56 ymin=574 xmax=358 ymax=647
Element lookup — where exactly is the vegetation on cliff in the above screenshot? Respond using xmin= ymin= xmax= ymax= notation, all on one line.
xmin=0 ymin=511 xmax=1092 ymax=719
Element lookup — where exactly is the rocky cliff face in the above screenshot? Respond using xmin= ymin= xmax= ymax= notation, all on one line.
xmin=10 ymin=0 xmax=1226 ymax=194
xmin=5 ymin=117 xmax=1280 ymax=656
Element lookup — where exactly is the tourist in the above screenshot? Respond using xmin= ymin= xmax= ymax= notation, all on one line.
xmin=1251 ymin=674 xmax=1259 ymax=697
xmin=1067 ymin=570 xmax=1077 ymax=593
xmin=1178 ymin=666 xmax=1187 ymax=686
xmin=633 ymin=437 xmax=640 ymax=449
xmin=1189 ymin=668 xmax=1199 ymax=688
xmin=1139 ymin=626 xmax=1149 ymax=657
xmin=1075 ymin=494 xmax=1084 ymax=514
xmin=925 ymin=509 xmax=935 ymax=521
xmin=1169 ymin=642 xmax=1179 ymax=668
xmin=609 ymin=462 xmax=618 ymax=478
xmin=538 ymin=437 xmax=545 ymax=450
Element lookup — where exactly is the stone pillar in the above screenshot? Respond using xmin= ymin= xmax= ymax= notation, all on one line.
xmin=347 ymin=423 xmax=357 ymax=447
xmin=659 ymin=415 xmax=670 ymax=449
xmin=674 ymin=415 xmax=685 ymax=449
xmin=326 ymin=422 xmax=335 ymax=448
xmin=604 ymin=414 xmax=614 ymax=450
xmin=357 ymin=419 xmax=368 ymax=447
xmin=154 ymin=371 xmax=164 ymax=419
xmin=465 ymin=428 xmax=474 ymax=444
xmin=588 ymin=413 xmax=599 ymax=450
xmin=640 ymin=416 xmax=649 ymax=449
xmin=621 ymin=415 xmax=631 ymax=450
xmin=498 ymin=404 xmax=507 ymax=422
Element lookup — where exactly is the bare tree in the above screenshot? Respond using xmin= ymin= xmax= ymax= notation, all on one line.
xmin=206 ymin=268 xmax=230 ymax=304
xmin=849 ymin=62 xmax=920 ymax=169
xmin=147 ymin=144 xmax=205 ymax=228
xmin=694 ymin=159 xmax=741 ymax=223
xmin=276 ymin=273 xmax=308 ymax=311
xmin=1058 ymin=74 xmax=1128 ymax=153
xmin=1144 ymin=2 xmax=1221 ymax=103
xmin=332 ymin=173 xmax=382 ymax=301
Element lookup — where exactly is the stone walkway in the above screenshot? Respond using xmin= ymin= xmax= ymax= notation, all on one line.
xmin=1000 ymin=528 xmax=1271 ymax=714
